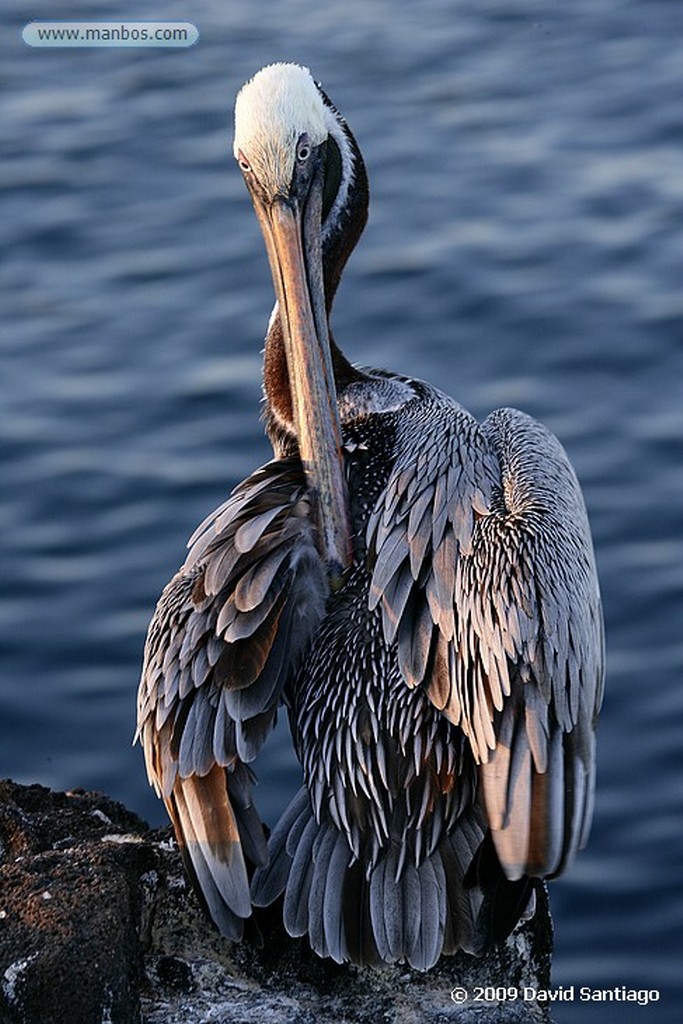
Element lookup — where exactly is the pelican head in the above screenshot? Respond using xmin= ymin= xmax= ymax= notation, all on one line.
xmin=233 ymin=63 xmax=353 ymax=580
xmin=234 ymin=63 xmax=328 ymax=199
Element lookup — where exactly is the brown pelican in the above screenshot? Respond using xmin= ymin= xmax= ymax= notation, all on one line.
xmin=137 ymin=63 xmax=604 ymax=970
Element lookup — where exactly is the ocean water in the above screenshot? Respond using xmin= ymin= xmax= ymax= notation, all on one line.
xmin=1 ymin=2 xmax=682 ymax=1020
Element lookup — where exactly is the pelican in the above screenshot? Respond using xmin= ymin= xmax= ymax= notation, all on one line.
xmin=137 ymin=63 xmax=604 ymax=970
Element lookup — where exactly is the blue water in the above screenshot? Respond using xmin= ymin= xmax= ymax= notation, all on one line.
xmin=2 ymin=3 xmax=682 ymax=1020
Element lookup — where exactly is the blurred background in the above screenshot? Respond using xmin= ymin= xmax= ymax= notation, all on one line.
xmin=1 ymin=1 xmax=682 ymax=1020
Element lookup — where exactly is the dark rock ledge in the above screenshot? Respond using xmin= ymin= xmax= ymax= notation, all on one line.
xmin=0 ymin=781 xmax=553 ymax=1024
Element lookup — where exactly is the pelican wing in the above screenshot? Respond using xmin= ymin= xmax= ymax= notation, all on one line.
xmin=367 ymin=401 xmax=604 ymax=881
xmin=136 ymin=457 xmax=327 ymax=935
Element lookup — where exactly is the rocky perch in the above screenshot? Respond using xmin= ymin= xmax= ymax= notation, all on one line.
xmin=0 ymin=781 xmax=553 ymax=1024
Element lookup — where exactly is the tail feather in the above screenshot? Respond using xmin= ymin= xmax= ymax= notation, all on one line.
xmin=372 ymin=851 xmax=423 ymax=963
xmin=368 ymin=856 xmax=391 ymax=961
xmin=342 ymin=861 xmax=383 ymax=967
xmin=251 ymin=787 xmax=308 ymax=907
xmin=440 ymin=826 xmax=484 ymax=955
xmin=251 ymin=788 xmax=516 ymax=970
xmin=399 ymin=861 xmax=422 ymax=962
xmin=414 ymin=856 xmax=444 ymax=970
xmin=286 ymin=793 xmax=314 ymax=856
xmin=322 ymin=833 xmax=352 ymax=963
xmin=283 ymin=813 xmax=318 ymax=936
xmin=308 ymin=826 xmax=338 ymax=957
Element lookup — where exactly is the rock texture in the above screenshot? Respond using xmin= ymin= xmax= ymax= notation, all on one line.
xmin=0 ymin=781 xmax=553 ymax=1024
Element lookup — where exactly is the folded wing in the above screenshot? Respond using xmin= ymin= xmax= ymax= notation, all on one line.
xmin=136 ymin=457 xmax=328 ymax=935
xmin=367 ymin=402 xmax=604 ymax=882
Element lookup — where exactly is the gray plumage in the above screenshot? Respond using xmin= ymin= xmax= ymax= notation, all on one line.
xmin=138 ymin=377 xmax=603 ymax=967
xmin=136 ymin=62 xmax=604 ymax=971
xmin=137 ymin=461 xmax=328 ymax=936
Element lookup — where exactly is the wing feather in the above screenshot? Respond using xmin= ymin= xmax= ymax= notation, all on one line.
xmin=367 ymin=398 xmax=604 ymax=882
xmin=136 ymin=457 xmax=328 ymax=935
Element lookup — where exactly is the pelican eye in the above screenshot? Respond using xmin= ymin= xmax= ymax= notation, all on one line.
xmin=237 ymin=150 xmax=251 ymax=173
xmin=296 ymin=135 xmax=311 ymax=163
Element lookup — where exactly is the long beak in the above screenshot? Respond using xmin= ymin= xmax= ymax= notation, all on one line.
xmin=252 ymin=183 xmax=352 ymax=582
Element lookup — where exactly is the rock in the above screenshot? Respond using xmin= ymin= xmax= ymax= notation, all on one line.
xmin=0 ymin=781 xmax=554 ymax=1024
xmin=0 ymin=781 xmax=148 ymax=1024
